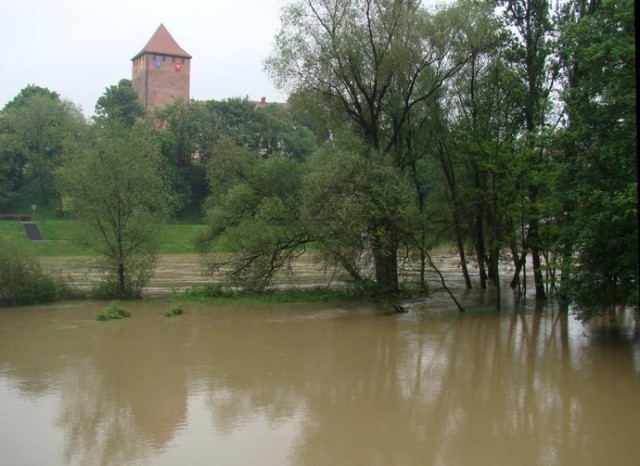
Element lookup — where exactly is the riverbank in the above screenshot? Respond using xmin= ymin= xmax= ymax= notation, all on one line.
xmin=39 ymin=250 xmax=473 ymax=300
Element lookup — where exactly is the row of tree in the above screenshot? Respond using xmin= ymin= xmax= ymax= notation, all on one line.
xmin=0 ymin=81 xmax=317 ymax=298
xmin=200 ymin=0 xmax=637 ymax=316
xmin=0 ymin=0 xmax=636 ymax=317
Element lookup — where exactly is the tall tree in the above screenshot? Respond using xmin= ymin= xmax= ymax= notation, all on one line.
xmin=0 ymin=87 xmax=85 ymax=209
xmin=266 ymin=0 xmax=483 ymax=294
xmin=555 ymin=0 xmax=637 ymax=315
xmin=254 ymin=102 xmax=318 ymax=160
xmin=2 ymin=85 xmax=59 ymax=112
xmin=425 ymin=0 xmax=514 ymax=293
xmin=498 ymin=0 xmax=559 ymax=299
xmin=198 ymin=136 xmax=311 ymax=290
xmin=95 ymin=79 xmax=145 ymax=126
xmin=58 ymin=121 xmax=173 ymax=298
xmin=152 ymin=99 xmax=214 ymax=217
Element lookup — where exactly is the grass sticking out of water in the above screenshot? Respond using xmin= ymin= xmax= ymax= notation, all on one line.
xmin=170 ymin=284 xmax=426 ymax=306
xmin=164 ymin=305 xmax=184 ymax=317
xmin=96 ymin=302 xmax=131 ymax=321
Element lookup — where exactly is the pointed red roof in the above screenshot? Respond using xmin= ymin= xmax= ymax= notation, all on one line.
xmin=132 ymin=24 xmax=191 ymax=60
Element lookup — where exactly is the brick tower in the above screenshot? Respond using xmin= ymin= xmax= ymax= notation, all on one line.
xmin=131 ymin=24 xmax=191 ymax=110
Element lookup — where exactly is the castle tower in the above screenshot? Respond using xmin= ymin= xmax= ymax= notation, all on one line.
xmin=131 ymin=24 xmax=191 ymax=110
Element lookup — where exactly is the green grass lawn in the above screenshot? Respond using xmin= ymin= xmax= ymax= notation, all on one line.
xmin=0 ymin=221 xmax=30 ymax=246
xmin=0 ymin=219 xmax=206 ymax=256
xmin=157 ymin=223 xmax=205 ymax=254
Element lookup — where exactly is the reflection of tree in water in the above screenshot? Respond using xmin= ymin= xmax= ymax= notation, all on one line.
xmin=59 ymin=318 xmax=189 ymax=465
xmin=188 ymin=301 xmax=639 ymax=465
xmin=0 ymin=301 xmax=638 ymax=465
xmin=191 ymin=308 xmax=331 ymax=434
xmin=189 ymin=308 xmax=430 ymax=464
xmin=0 ymin=305 xmax=189 ymax=465
xmin=56 ymin=359 xmax=149 ymax=465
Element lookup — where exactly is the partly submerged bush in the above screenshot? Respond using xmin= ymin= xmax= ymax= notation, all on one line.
xmin=87 ymin=254 xmax=155 ymax=300
xmin=164 ymin=305 xmax=184 ymax=317
xmin=96 ymin=301 xmax=131 ymax=321
xmin=0 ymin=236 xmax=58 ymax=306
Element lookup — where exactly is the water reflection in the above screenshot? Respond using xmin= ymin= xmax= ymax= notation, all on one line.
xmin=0 ymin=298 xmax=638 ymax=465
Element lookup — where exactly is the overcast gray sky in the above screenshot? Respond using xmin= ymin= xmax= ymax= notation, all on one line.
xmin=1 ymin=0 xmax=288 ymax=116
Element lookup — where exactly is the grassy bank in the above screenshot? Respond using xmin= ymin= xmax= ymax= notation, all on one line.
xmin=163 ymin=283 xmax=423 ymax=308
xmin=0 ymin=219 xmax=205 ymax=256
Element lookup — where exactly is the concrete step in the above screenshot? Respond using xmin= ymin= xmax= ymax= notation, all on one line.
xmin=21 ymin=222 xmax=43 ymax=241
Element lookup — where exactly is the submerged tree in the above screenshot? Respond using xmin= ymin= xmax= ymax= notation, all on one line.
xmin=198 ymin=136 xmax=311 ymax=290
xmin=58 ymin=121 xmax=173 ymax=298
xmin=266 ymin=0 xmax=487 ymax=294
xmin=497 ymin=0 xmax=559 ymax=300
xmin=555 ymin=0 xmax=637 ymax=315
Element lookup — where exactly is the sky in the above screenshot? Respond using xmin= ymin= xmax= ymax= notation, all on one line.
xmin=1 ymin=0 xmax=288 ymax=116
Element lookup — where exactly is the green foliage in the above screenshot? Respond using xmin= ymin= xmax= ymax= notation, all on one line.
xmin=0 ymin=87 xmax=85 ymax=210
xmin=163 ymin=305 xmax=183 ymax=317
xmin=174 ymin=283 xmax=235 ymax=299
xmin=199 ymin=138 xmax=311 ymax=290
xmin=148 ymin=97 xmax=317 ymax=220
xmin=303 ymin=143 xmax=415 ymax=284
xmin=2 ymin=85 xmax=59 ymax=111
xmin=265 ymin=0 xmax=496 ymax=294
xmin=204 ymin=97 xmax=317 ymax=161
xmin=153 ymin=100 xmax=213 ymax=215
xmin=554 ymin=0 xmax=637 ymax=315
xmin=95 ymin=79 xmax=145 ymax=126
xmin=95 ymin=301 xmax=131 ymax=321
xmin=58 ymin=120 xmax=174 ymax=299
xmin=205 ymin=98 xmax=258 ymax=149
xmin=0 ymin=235 xmax=58 ymax=306
xmin=254 ymin=102 xmax=318 ymax=160
xmin=172 ymin=283 xmax=425 ymax=306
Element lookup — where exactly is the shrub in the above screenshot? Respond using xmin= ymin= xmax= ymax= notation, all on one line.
xmin=164 ymin=305 xmax=184 ymax=317
xmin=0 ymin=214 xmax=31 ymax=221
xmin=175 ymin=283 xmax=235 ymax=299
xmin=95 ymin=301 xmax=131 ymax=321
xmin=0 ymin=236 xmax=58 ymax=306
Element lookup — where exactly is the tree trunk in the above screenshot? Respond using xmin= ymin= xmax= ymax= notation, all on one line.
xmin=455 ymin=227 xmax=473 ymax=289
xmin=370 ymin=221 xmax=400 ymax=295
xmin=473 ymin=169 xmax=488 ymax=289
xmin=433 ymin=143 xmax=472 ymax=289
xmin=509 ymin=240 xmax=524 ymax=289
xmin=116 ymin=232 xmax=127 ymax=298
xmin=490 ymin=246 xmax=501 ymax=311
xmin=528 ymin=219 xmax=547 ymax=300
xmin=474 ymin=217 xmax=488 ymax=289
xmin=117 ymin=261 xmax=126 ymax=298
xmin=372 ymin=247 xmax=399 ymax=295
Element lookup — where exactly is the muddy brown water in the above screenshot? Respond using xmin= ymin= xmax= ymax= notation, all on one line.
xmin=1 ymin=291 xmax=639 ymax=465
xmin=39 ymin=251 xmax=525 ymax=296
xmin=2 ymin=254 xmax=638 ymax=465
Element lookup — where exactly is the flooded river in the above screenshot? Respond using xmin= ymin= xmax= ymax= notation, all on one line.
xmin=0 ymin=294 xmax=638 ymax=465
